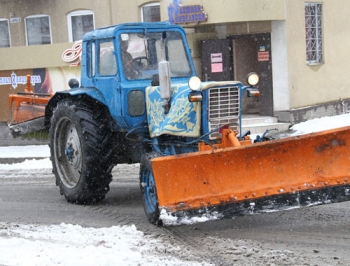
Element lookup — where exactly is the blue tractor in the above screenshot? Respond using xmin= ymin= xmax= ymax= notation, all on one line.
xmin=9 ymin=22 xmax=261 ymax=224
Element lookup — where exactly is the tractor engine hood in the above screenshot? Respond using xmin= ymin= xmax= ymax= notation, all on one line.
xmin=146 ymin=83 xmax=201 ymax=138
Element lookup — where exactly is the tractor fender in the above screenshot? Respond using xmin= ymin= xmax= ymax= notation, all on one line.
xmin=44 ymin=87 xmax=107 ymax=128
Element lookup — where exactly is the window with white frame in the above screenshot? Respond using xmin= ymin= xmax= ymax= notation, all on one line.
xmin=305 ymin=2 xmax=323 ymax=64
xmin=141 ymin=3 xmax=160 ymax=22
xmin=67 ymin=10 xmax=94 ymax=42
xmin=25 ymin=15 xmax=51 ymax=46
xmin=0 ymin=19 xmax=10 ymax=47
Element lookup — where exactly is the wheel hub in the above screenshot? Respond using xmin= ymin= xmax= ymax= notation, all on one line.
xmin=65 ymin=143 xmax=75 ymax=161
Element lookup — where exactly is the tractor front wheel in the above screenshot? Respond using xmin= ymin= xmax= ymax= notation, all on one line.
xmin=140 ymin=152 xmax=162 ymax=225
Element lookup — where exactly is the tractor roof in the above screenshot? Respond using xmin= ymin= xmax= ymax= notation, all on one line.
xmin=82 ymin=22 xmax=185 ymax=41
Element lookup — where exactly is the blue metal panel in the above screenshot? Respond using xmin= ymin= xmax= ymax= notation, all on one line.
xmin=146 ymin=84 xmax=201 ymax=138
xmin=54 ymin=87 xmax=107 ymax=104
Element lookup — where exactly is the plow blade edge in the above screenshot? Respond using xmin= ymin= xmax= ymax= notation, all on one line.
xmin=151 ymin=126 xmax=350 ymax=215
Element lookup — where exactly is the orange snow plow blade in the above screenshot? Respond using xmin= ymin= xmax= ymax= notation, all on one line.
xmin=8 ymin=93 xmax=50 ymax=124
xmin=8 ymin=93 xmax=51 ymax=136
xmin=151 ymin=127 xmax=350 ymax=215
xmin=7 ymin=74 xmax=52 ymax=136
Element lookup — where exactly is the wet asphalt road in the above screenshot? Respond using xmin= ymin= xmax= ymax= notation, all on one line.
xmin=1 ymin=163 xmax=350 ymax=265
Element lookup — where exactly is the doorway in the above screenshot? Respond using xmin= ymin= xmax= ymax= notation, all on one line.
xmin=200 ymin=39 xmax=233 ymax=82
xmin=200 ymin=33 xmax=273 ymax=116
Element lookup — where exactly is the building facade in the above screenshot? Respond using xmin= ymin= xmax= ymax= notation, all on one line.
xmin=0 ymin=0 xmax=349 ymax=123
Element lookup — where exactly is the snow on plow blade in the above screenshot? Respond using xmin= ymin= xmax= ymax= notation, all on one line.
xmin=151 ymin=126 xmax=350 ymax=216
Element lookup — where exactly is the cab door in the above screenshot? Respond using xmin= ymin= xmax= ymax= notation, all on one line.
xmin=93 ymin=40 xmax=125 ymax=127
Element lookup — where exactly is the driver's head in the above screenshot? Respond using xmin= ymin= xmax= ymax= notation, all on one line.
xmin=121 ymin=40 xmax=129 ymax=51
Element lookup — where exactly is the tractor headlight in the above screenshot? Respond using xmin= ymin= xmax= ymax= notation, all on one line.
xmin=247 ymin=72 xmax=259 ymax=86
xmin=188 ymin=76 xmax=201 ymax=91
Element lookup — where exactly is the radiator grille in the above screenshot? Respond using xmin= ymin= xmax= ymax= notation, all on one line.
xmin=208 ymin=86 xmax=240 ymax=139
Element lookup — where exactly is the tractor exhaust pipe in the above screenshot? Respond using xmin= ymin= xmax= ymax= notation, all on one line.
xmin=159 ymin=32 xmax=171 ymax=114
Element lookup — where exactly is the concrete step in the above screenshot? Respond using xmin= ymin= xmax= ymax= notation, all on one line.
xmin=242 ymin=116 xmax=290 ymax=135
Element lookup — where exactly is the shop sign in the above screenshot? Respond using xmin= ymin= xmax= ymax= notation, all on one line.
xmin=168 ymin=0 xmax=207 ymax=24
xmin=62 ymin=40 xmax=82 ymax=66
xmin=0 ymin=72 xmax=41 ymax=89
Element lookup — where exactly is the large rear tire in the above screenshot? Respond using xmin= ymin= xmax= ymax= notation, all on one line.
xmin=140 ymin=152 xmax=162 ymax=225
xmin=50 ymin=99 xmax=115 ymax=204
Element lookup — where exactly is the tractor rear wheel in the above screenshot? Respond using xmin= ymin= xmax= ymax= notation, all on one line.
xmin=50 ymin=99 xmax=115 ymax=204
xmin=140 ymin=152 xmax=162 ymax=225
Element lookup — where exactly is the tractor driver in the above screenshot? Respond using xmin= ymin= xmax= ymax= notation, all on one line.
xmin=121 ymin=38 xmax=139 ymax=80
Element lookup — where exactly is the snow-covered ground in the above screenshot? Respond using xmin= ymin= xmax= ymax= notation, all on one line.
xmin=0 ymin=223 xmax=203 ymax=266
xmin=0 ymin=113 xmax=349 ymax=266
xmin=0 ymin=145 xmax=49 ymax=158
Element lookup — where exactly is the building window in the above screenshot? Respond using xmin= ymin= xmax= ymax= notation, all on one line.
xmin=305 ymin=2 xmax=323 ymax=65
xmin=25 ymin=15 xmax=51 ymax=46
xmin=141 ymin=3 xmax=160 ymax=22
xmin=68 ymin=10 xmax=94 ymax=42
xmin=0 ymin=19 xmax=10 ymax=47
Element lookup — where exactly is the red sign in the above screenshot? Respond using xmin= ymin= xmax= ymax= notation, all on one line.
xmin=258 ymin=51 xmax=269 ymax=61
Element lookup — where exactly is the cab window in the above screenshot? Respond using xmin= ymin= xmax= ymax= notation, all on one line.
xmin=99 ymin=41 xmax=117 ymax=75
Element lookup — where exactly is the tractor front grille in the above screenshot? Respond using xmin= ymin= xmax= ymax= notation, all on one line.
xmin=208 ymin=86 xmax=240 ymax=139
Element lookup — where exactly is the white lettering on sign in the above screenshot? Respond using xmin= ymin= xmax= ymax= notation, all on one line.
xmin=10 ymin=17 xmax=21 ymax=23
xmin=0 ymin=72 xmax=41 ymax=89
xmin=168 ymin=0 xmax=207 ymax=25
xmin=0 ymin=77 xmax=11 ymax=85
xmin=62 ymin=40 xmax=83 ymax=66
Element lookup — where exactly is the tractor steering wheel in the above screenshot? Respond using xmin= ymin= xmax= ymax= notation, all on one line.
xmin=132 ymin=56 xmax=149 ymax=67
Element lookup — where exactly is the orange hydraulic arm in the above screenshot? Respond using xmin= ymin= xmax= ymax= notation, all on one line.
xmin=198 ymin=128 xmax=251 ymax=151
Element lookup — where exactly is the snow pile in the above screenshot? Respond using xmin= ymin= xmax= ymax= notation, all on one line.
xmin=290 ymin=113 xmax=350 ymax=135
xmin=0 ymin=223 xmax=204 ymax=266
